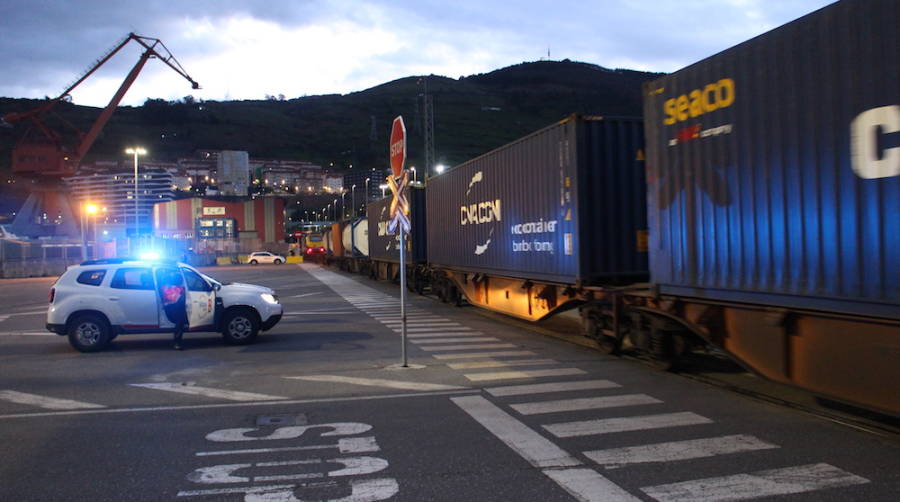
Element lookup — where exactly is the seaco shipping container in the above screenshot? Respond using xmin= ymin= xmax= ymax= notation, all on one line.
xmin=642 ymin=0 xmax=899 ymax=319
xmin=367 ymin=187 xmax=427 ymax=264
xmin=426 ymin=115 xmax=647 ymax=285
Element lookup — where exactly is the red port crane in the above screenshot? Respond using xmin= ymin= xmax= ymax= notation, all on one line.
xmin=2 ymin=33 xmax=199 ymax=238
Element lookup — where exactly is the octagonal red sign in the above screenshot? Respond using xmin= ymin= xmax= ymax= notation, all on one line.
xmin=389 ymin=116 xmax=406 ymax=178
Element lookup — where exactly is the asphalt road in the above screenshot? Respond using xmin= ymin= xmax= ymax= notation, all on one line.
xmin=0 ymin=263 xmax=897 ymax=501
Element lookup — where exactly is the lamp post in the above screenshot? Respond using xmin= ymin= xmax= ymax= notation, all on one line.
xmin=341 ymin=190 xmax=347 ymax=219
xmin=333 ymin=198 xmax=338 ymax=221
xmin=364 ymin=178 xmax=370 ymax=215
xmin=435 ymin=164 xmax=446 ymax=175
xmin=351 ymin=184 xmax=356 ymax=218
xmin=125 ymin=147 xmax=146 ymax=236
xmin=80 ymin=203 xmax=98 ymax=259
xmin=410 ymin=166 xmax=417 ymax=183
xmin=379 ymin=183 xmax=388 ymax=198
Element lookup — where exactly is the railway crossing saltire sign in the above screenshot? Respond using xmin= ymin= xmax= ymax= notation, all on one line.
xmin=388 ymin=116 xmax=411 ymax=234
xmin=387 ymin=170 xmax=411 ymax=234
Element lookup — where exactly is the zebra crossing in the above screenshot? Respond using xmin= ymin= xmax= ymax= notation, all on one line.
xmin=304 ymin=265 xmax=873 ymax=501
xmin=458 ymin=378 xmax=870 ymax=501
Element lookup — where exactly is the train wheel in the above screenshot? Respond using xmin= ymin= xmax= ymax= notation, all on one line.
xmin=584 ymin=311 xmax=619 ymax=355
xmin=647 ymin=317 xmax=689 ymax=371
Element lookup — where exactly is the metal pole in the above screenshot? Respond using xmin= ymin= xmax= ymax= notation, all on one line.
xmin=352 ymin=185 xmax=356 ymax=218
xmin=133 ymin=150 xmax=139 ymax=236
xmin=399 ymin=225 xmax=408 ymax=367
xmin=80 ymin=205 xmax=87 ymax=261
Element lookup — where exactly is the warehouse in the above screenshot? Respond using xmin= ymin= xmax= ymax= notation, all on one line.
xmin=152 ymin=197 xmax=286 ymax=253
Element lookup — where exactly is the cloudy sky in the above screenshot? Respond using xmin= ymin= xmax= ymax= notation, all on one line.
xmin=0 ymin=0 xmax=835 ymax=107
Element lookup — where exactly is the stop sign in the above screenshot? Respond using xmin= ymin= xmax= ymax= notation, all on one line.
xmin=389 ymin=116 xmax=406 ymax=178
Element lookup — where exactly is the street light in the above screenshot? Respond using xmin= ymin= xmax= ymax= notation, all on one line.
xmin=410 ymin=166 xmax=417 ymax=183
xmin=379 ymin=183 xmax=388 ymax=198
xmin=81 ymin=203 xmax=99 ymax=259
xmin=436 ymin=164 xmax=447 ymax=174
xmin=351 ymin=184 xmax=356 ymax=218
xmin=364 ymin=178 xmax=370 ymax=214
xmin=333 ymin=198 xmax=338 ymax=221
xmin=125 ymin=147 xmax=146 ymax=235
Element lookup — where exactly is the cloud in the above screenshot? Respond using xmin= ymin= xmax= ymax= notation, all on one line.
xmin=0 ymin=0 xmax=836 ymax=106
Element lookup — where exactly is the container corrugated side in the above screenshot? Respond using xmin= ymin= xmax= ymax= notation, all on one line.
xmin=366 ymin=187 xmax=427 ymax=264
xmin=642 ymin=0 xmax=899 ymax=318
xmin=426 ymin=115 xmax=647 ymax=285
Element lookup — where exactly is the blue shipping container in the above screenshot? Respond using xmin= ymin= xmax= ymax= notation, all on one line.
xmin=642 ymin=0 xmax=899 ymax=319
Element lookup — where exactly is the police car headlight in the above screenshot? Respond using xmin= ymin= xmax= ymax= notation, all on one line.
xmin=261 ymin=293 xmax=279 ymax=304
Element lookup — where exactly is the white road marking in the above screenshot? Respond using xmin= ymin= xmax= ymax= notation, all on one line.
xmin=584 ymin=435 xmax=779 ymax=469
xmin=285 ymin=375 xmax=465 ymax=391
xmin=374 ymin=317 xmax=443 ymax=322
xmin=6 ymin=309 xmax=49 ymax=317
xmin=282 ymin=312 xmax=356 ymax=316
xmin=448 ymin=359 xmax=558 ymax=370
xmin=371 ymin=314 xmax=437 ymax=319
xmin=382 ymin=322 xmax=460 ymax=327
xmin=464 ymin=368 xmax=587 ymax=382
xmin=410 ymin=337 xmax=499 ymax=344
xmin=386 ymin=324 xmax=463 ymax=329
xmin=544 ymin=468 xmax=642 ymax=502
xmin=0 ymin=316 xmax=9 ymax=323
xmin=430 ymin=350 xmax=536 ymax=360
xmin=544 ymin=411 xmax=713 ymax=438
xmin=0 ymin=389 xmax=478 ymax=420
xmin=408 ymin=332 xmax=486 ymax=338
xmin=511 ymin=394 xmax=662 ymax=415
xmin=485 ymin=379 xmax=621 ymax=397
xmin=206 ymin=422 xmax=372 ymax=443
xmin=288 ymin=293 xmax=320 ymax=298
xmin=391 ymin=327 xmax=474 ymax=333
xmin=177 ymin=483 xmax=297 ymax=497
xmin=188 ymin=478 xmax=400 ymax=501
xmin=130 ymin=383 xmax=287 ymax=402
xmin=640 ymin=463 xmax=869 ymax=502
xmin=0 ymin=390 xmax=105 ymax=410
xmin=197 ymin=437 xmax=380 ymax=457
xmin=418 ymin=343 xmax=517 ymax=351
xmin=451 ymin=395 xmax=581 ymax=468
xmin=0 ymin=331 xmax=55 ymax=336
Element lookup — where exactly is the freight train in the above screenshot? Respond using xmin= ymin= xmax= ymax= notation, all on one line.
xmin=321 ymin=0 xmax=899 ymax=417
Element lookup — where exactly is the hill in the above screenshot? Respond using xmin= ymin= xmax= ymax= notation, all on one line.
xmin=0 ymin=60 xmax=661 ymax=176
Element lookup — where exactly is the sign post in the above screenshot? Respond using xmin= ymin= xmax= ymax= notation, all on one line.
xmin=388 ymin=116 xmax=411 ymax=367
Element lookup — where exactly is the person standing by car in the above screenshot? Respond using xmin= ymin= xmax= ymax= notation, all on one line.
xmin=159 ymin=269 xmax=188 ymax=350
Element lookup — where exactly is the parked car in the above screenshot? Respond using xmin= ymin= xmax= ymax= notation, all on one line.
xmin=248 ymin=251 xmax=286 ymax=265
xmin=46 ymin=258 xmax=283 ymax=352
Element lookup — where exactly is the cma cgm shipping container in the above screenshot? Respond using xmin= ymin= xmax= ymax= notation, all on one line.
xmin=642 ymin=0 xmax=899 ymax=320
xmin=367 ymin=187 xmax=428 ymax=264
xmin=426 ymin=115 xmax=647 ymax=285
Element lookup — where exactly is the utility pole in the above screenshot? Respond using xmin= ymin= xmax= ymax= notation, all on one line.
xmin=418 ymin=77 xmax=434 ymax=179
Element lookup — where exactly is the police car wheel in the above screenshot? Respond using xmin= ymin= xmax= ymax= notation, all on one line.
xmin=221 ymin=308 xmax=259 ymax=345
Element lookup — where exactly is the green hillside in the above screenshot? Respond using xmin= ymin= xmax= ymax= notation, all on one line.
xmin=0 ymin=59 xmax=661 ymax=176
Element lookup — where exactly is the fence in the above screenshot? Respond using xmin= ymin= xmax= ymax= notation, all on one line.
xmin=0 ymin=237 xmax=292 ymax=278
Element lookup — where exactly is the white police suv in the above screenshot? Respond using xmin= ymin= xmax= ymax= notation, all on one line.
xmin=46 ymin=258 xmax=283 ymax=352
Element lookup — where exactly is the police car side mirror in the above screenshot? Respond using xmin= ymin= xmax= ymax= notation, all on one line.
xmin=212 ymin=283 xmax=221 ymax=292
